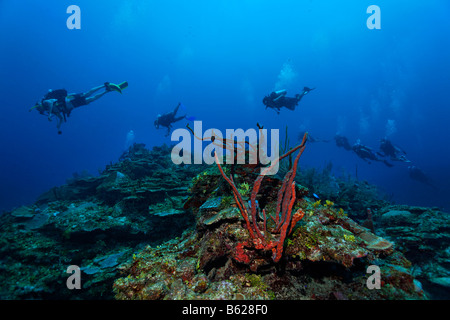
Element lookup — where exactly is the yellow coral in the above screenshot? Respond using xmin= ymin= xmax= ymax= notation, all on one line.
xmin=240 ymin=182 xmax=250 ymax=191
xmin=313 ymin=200 xmax=321 ymax=208
xmin=337 ymin=208 xmax=346 ymax=217
xmin=238 ymin=182 xmax=251 ymax=196
xmin=344 ymin=234 xmax=356 ymax=242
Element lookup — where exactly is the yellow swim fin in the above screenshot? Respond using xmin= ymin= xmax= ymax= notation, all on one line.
xmin=118 ymin=81 xmax=128 ymax=90
xmin=105 ymin=81 xmax=128 ymax=94
xmin=29 ymin=104 xmax=40 ymax=112
xmin=105 ymin=82 xmax=122 ymax=94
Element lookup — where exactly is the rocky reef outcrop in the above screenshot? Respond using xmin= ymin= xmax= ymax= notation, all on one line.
xmin=378 ymin=205 xmax=450 ymax=299
xmin=113 ymin=149 xmax=431 ymax=300
xmin=0 ymin=144 xmax=203 ymax=299
xmin=0 ymin=143 xmax=448 ymax=300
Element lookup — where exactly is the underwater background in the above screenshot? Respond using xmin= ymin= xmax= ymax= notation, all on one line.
xmin=1 ymin=0 xmax=449 ymax=213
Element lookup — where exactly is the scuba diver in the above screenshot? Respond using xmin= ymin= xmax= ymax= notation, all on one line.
xmin=30 ymin=81 xmax=128 ymax=134
xmin=352 ymin=140 xmax=392 ymax=167
xmin=154 ymin=102 xmax=192 ymax=136
xmin=334 ymin=134 xmax=352 ymax=151
xmin=377 ymin=138 xmax=411 ymax=163
xmin=408 ymin=166 xmax=436 ymax=189
xmin=262 ymin=87 xmax=315 ymax=114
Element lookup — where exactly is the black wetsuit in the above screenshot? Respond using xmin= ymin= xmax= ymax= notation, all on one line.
xmin=353 ymin=143 xmax=393 ymax=167
xmin=353 ymin=144 xmax=379 ymax=162
xmin=69 ymin=93 xmax=88 ymax=109
xmin=378 ymin=139 xmax=409 ymax=162
xmin=264 ymin=93 xmax=299 ymax=111
xmin=155 ymin=103 xmax=186 ymax=135
xmin=263 ymin=87 xmax=314 ymax=114
xmin=408 ymin=166 xmax=434 ymax=188
xmin=41 ymin=89 xmax=86 ymax=117
xmin=335 ymin=134 xmax=352 ymax=151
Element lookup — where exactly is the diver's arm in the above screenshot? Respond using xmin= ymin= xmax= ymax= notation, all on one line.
xmin=165 ymin=124 xmax=173 ymax=137
xmin=43 ymin=99 xmax=57 ymax=120
xmin=55 ymin=113 xmax=64 ymax=132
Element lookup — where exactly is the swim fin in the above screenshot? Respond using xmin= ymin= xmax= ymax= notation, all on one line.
xmin=29 ymin=104 xmax=39 ymax=112
xmin=118 ymin=81 xmax=128 ymax=90
xmin=179 ymin=103 xmax=196 ymax=121
xmin=303 ymin=87 xmax=316 ymax=94
xmin=105 ymin=82 xmax=126 ymax=94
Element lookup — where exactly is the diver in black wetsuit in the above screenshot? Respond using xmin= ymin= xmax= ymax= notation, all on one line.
xmin=154 ymin=102 xmax=187 ymax=136
xmin=408 ymin=166 xmax=435 ymax=188
xmin=262 ymin=87 xmax=315 ymax=114
xmin=378 ymin=138 xmax=410 ymax=163
xmin=352 ymin=141 xmax=378 ymax=162
xmin=352 ymin=140 xmax=392 ymax=167
xmin=30 ymin=82 xmax=128 ymax=134
xmin=334 ymin=134 xmax=352 ymax=151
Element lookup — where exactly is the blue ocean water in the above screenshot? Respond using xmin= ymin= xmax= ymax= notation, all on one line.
xmin=0 ymin=0 xmax=449 ymax=213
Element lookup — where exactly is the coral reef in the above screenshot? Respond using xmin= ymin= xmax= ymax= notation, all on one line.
xmin=0 ymin=143 xmax=203 ymax=299
xmin=113 ymin=142 xmax=427 ymax=300
xmin=0 ymin=142 xmax=447 ymax=300
xmin=293 ymin=163 xmax=389 ymax=220
xmin=378 ymin=205 xmax=450 ymax=299
xmin=114 ymin=190 xmax=424 ymax=300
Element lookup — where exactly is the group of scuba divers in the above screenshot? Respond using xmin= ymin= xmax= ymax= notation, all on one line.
xmin=333 ymin=134 xmax=434 ymax=187
xmin=30 ymin=81 xmax=315 ymax=135
xmin=30 ymin=82 xmax=432 ymax=187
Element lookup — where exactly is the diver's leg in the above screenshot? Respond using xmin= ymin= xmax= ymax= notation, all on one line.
xmin=283 ymin=98 xmax=297 ymax=111
xmin=83 ymin=85 xmax=107 ymax=98
xmin=173 ymin=115 xmax=187 ymax=123
xmin=85 ymin=91 xmax=108 ymax=104
xmin=56 ymin=114 xmax=64 ymax=134
xmin=172 ymin=103 xmax=181 ymax=116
